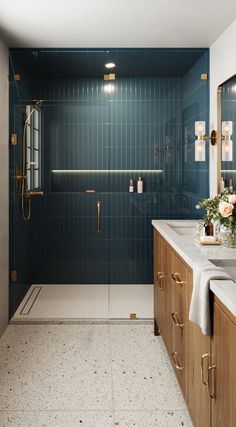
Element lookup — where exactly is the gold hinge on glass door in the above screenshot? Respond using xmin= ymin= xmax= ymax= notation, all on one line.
xmin=10 ymin=270 xmax=17 ymax=282
xmin=10 ymin=133 xmax=17 ymax=146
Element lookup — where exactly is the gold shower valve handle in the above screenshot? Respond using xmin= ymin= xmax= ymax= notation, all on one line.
xmin=24 ymin=191 xmax=44 ymax=198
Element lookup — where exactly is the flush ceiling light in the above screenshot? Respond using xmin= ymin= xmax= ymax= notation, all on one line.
xmin=105 ymin=62 xmax=116 ymax=69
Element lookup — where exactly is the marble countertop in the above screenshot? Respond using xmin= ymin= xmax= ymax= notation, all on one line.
xmin=152 ymin=219 xmax=236 ymax=316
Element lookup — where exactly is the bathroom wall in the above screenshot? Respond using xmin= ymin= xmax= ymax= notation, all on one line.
xmin=32 ymin=77 xmax=183 ymax=285
xmin=182 ymin=51 xmax=209 ymax=214
xmin=8 ymin=48 xmax=209 ymax=316
xmin=0 ymin=38 xmax=9 ymax=335
xmin=210 ymin=19 xmax=236 ymax=195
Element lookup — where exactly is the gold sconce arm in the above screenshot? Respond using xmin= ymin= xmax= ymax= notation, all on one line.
xmin=197 ymin=130 xmax=217 ymax=145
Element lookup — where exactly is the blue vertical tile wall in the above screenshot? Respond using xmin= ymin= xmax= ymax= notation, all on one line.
xmin=31 ymin=76 xmax=183 ymax=284
xmin=221 ymin=75 xmax=236 ymax=186
xmin=9 ymin=49 xmax=210 ymax=315
xmin=182 ymin=51 xmax=209 ymax=215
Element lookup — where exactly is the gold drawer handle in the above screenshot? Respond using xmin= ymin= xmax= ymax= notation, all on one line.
xmin=208 ymin=364 xmax=216 ymax=399
xmin=171 ymin=272 xmax=185 ymax=286
xmin=171 ymin=312 xmax=184 ymax=328
xmin=201 ymin=353 xmax=210 ymax=386
xmin=156 ymin=271 xmax=165 ymax=293
xmin=171 ymin=351 xmax=183 ymax=372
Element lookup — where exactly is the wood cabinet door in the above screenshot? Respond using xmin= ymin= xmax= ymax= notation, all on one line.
xmin=211 ymin=301 xmax=236 ymax=427
xmin=153 ymin=230 xmax=172 ymax=353
xmin=188 ymin=274 xmax=211 ymax=427
xmin=170 ymin=251 xmax=189 ymax=400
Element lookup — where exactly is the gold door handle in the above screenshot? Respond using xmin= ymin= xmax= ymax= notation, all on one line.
xmin=97 ymin=201 xmax=101 ymax=232
xmin=156 ymin=271 xmax=165 ymax=293
xmin=201 ymin=353 xmax=210 ymax=386
xmin=208 ymin=364 xmax=216 ymax=399
xmin=171 ymin=312 xmax=184 ymax=328
xmin=171 ymin=352 xmax=183 ymax=372
xmin=24 ymin=191 xmax=44 ymax=198
xmin=171 ymin=273 xmax=185 ymax=286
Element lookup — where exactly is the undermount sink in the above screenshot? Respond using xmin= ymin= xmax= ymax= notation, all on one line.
xmin=167 ymin=223 xmax=196 ymax=236
xmin=209 ymin=259 xmax=236 ymax=281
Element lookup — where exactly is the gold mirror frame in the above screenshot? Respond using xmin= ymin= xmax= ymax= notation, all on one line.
xmin=217 ymin=74 xmax=236 ymax=194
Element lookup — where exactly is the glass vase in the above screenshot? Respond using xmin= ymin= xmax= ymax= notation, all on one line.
xmin=219 ymin=225 xmax=236 ymax=248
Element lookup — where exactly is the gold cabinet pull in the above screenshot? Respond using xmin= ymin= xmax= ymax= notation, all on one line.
xmin=156 ymin=271 xmax=165 ymax=293
xmin=171 ymin=272 xmax=185 ymax=286
xmin=97 ymin=201 xmax=101 ymax=232
xmin=171 ymin=312 xmax=184 ymax=328
xmin=201 ymin=353 xmax=210 ymax=386
xmin=208 ymin=364 xmax=216 ymax=399
xmin=171 ymin=352 xmax=183 ymax=372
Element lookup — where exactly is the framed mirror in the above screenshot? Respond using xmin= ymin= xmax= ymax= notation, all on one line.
xmin=218 ymin=74 xmax=236 ymax=193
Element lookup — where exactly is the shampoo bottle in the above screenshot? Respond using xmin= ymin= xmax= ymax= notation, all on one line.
xmin=137 ymin=177 xmax=143 ymax=193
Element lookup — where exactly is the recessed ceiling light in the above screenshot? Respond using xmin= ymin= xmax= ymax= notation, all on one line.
xmin=105 ymin=62 xmax=116 ymax=69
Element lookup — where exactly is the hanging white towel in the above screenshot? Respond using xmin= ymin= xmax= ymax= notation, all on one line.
xmin=189 ymin=264 xmax=231 ymax=335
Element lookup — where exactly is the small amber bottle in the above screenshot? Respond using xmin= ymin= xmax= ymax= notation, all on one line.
xmin=204 ymin=221 xmax=214 ymax=236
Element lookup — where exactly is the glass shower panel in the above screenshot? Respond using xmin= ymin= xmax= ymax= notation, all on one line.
xmin=33 ymin=98 xmax=112 ymax=284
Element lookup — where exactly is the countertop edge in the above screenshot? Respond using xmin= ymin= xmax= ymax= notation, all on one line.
xmin=210 ymin=280 xmax=236 ymax=318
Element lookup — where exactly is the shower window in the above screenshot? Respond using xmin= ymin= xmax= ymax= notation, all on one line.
xmin=26 ymin=106 xmax=41 ymax=191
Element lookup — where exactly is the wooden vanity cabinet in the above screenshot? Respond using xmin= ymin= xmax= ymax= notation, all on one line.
xmin=211 ymin=297 xmax=236 ymax=427
xmin=153 ymin=228 xmax=236 ymax=427
xmin=154 ymin=229 xmax=189 ymax=400
xmin=154 ymin=231 xmax=172 ymax=354
xmin=170 ymin=250 xmax=189 ymax=400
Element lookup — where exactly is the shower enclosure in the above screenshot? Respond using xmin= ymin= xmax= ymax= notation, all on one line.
xmin=9 ymin=48 xmax=210 ymax=316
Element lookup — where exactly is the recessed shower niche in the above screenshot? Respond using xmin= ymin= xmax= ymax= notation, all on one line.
xmin=9 ymin=48 xmax=209 ymax=316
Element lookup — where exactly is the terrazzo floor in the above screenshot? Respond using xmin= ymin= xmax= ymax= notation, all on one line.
xmin=0 ymin=324 xmax=193 ymax=427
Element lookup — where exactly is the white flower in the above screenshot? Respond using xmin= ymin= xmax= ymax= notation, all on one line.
xmin=219 ymin=201 xmax=234 ymax=218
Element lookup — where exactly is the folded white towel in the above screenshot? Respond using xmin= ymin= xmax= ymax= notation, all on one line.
xmin=189 ymin=264 xmax=231 ymax=335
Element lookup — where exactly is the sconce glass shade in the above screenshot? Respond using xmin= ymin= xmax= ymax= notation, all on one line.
xmin=195 ymin=139 xmax=206 ymax=161
xmin=222 ymin=139 xmax=233 ymax=161
xmin=222 ymin=121 xmax=233 ymax=136
xmin=195 ymin=121 xmax=206 ymax=137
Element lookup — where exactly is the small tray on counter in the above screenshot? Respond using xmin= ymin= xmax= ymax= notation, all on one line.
xmin=194 ymin=238 xmax=221 ymax=246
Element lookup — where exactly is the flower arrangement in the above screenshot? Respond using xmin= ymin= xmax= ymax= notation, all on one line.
xmin=196 ymin=189 xmax=236 ymax=247
xmin=196 ymin=189 xmax=236 ymax=227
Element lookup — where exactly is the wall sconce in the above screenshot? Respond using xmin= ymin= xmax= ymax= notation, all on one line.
xmin=194 ymin=120 xmax=233 ymax=162
xmin=195 ymin=121 xmax=217 ymax=162
xmin=222 ymin=121 xmax=233 ymax=161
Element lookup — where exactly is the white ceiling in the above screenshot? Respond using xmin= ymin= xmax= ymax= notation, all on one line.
xmin=0 ymin=0 xmax=235 ymax=48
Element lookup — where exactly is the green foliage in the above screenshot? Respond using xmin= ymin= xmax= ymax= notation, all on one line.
xmin=196 ymin=188 xmax=236 ymax=226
